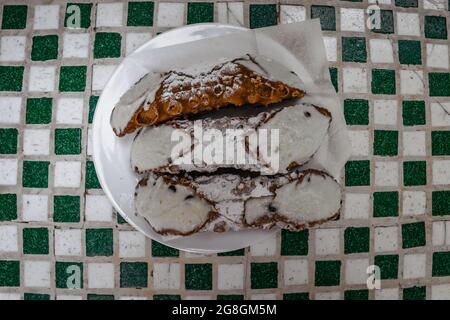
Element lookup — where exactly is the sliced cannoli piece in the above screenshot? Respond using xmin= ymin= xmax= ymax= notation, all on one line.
xmin=111 ymin=55 xmax=305 ymax=136
xmin=131 ymin=103 xmax=331 ymax=174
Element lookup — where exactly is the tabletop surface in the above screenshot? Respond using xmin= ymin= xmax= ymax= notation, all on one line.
xmin=0 ymin=0 xmax=449 ymax=300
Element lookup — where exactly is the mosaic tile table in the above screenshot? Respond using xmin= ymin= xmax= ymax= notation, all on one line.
xmin=0 ymin=0 xmax=449 ymax=301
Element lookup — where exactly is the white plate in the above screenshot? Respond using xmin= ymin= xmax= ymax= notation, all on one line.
xmin=93 ymin=24 xmax=288 ymax=253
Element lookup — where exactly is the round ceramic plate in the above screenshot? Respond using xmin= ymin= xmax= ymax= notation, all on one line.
xmin=93 ymin=24 xmax=295 ymax=253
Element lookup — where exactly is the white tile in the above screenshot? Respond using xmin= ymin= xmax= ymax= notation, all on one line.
xmin=218 ymin=264 xmax=244 ymax=289
xmin=92 ymin=64 xmax=117 ymax=91
xmin=345 ymin=258 xmax=369 ymax=285
xmin=432 ymin=284 xmax=450 ymax=300
xmin=349 ymin=130 xmax=369 ymax=156
xmin=370 ymin=39 xmax=394 ymax=64
xmin=23 ymin=129 xmax=50 ymax=156
xmin=403 ymin=253 xmax=426 ymax=279
xmin=315 ymin=292 xmax=340 ymax=300
xmin=368 ymin=0 xmax=391 ymax=3
xmin=397 ymin=13 xmax=421 ymax=36
xmin=88 ymin=263 xmax=114 ymax=289
xmin=218 ymin=2 xmax=245 ymax=26
xmin=375 ymin=161 xmax=398 ymax=187
xmin=56 ymin=98 xmax=83 ymax=125
xmin=0 ymin=225 xmax=18 ymax=253
xmin=431 ymin=102 xmax=450 ymax=126
xmin=85 ymin=195 xmax=112 ymax=222
xmin=23 ymin=194 xmax=48 ymax=221
xmin=57 ymin=295 xmax=82 ymax=300
xmin=373 ymin=100 xmax=397 ymax=125
xmin=120 ymin=296 xmax=147 ymax=300
xmin=125 ymin=33 xmax=152 ymax=56
xmin=0 ymin=293 xmax=20 ymax=300
xmin=323 ymin=36 xmax=337 ymax=62
xmin=403 ymin=131 xmax=426 ymax=156
xmin=87 ymin=128 xmax=93 ymax=156
xmin=280 ymin=5 xmax=306 ymax=24
xmin=119 ymin=231 xmax=146 ymax=258
xmin=251 ymin=294 xmax=277 ymax=300
xmin=284 ymin=259 xmax=308 ymax=286
xmin=29 ymin=66 xmax=56 ymax=92
xmin=153 ymin=263 xmax=180 ymax=289
xmin=0 ymin=159 xmax=18 ymax=186
xmin=315 ymin=228 xmax=340 ymax=255
xmin=54 ymin=161 xmax=81 ymax=188
xmin=0 ymin=36 xmax=26 ymax=62
xmin=250 ymin=233 xmax=277 ymax=256
xmin=403 ymin=191 xmax=426 ymax=216
xmin=427 ymin=44 xmax=449 ymax=69
xmin=63 ymin=33 xmax=90 ymax=59
xmin=340 ymin=8 xmax=365 ymax=32
xmin=400 ymin=70 xmax=424 ymax=95
xmin=433 ymin=160 xmax=450 ymax=185
xmin=375 ymin=288 xmax=399 ymax=300
xmin=24 ymin=260 xmax=51 ymax=288
xmin=343 ymin=67 xmax=367 ymax=93
xmin=157 ymin=3 xmax=184 ymax=27
xmin=34 ymin=5 xmax=60 ymax=30
xmin=424 ymin=0 xmax=446 ymax=10
xmin=96 ymin=3 xmax=123 ymax=27
xmin=344 ymin=193 xmax=370 ymax=219
xmin=54 ymin=229 xmax=82 ymax=256
xmin=0 ymin=97 xmax=21 ymax=124
xmin=374 ymin=226 xmax=398 ymax=252
xmin=185 ymin=295 xmax=213 ymax=300
xmin=433 ymin=221 xmax=445 ymax=246
xmin=445 ymin=221 xmax=450 ymax=245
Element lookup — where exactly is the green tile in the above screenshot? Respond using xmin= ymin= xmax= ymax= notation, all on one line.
xmin=152 ymin=240 xmax=179 ymax=257
xmin=0 ymin=261 xmax=20 ymax=287
xmin=281 ymin=229 xmax=308 ymax=256
xmin=432 ymin=191 xmax=450 ymax=216
xmin=283 ymin=292 xmax=309 ymax=300
xmin=375 ymin=255 xmax=399 ymax=279
xmin=65 ymin=3 xmax=92 ymax=28
xmin=329 ymin=67 xmax=338 ymax=92
xmin=59 ymin=66 xmax=87 ymax=92
xmin=398 ymin=40 xmax=421 ymax=65
xmin=315 ymin=260 xmax=341 ymax=286
xmin=425 ymin=16 xmax=448 ymax=39
xmin=217 ymin=295 xmax=245 ymax=300
xmin=117 ymin=213 xmax=127 ymax=225
xmin=53 ymin=195 xmax=80 ymax=222
xmin=153 ymin=294 xmax=181 ymax=300
xmin=372 ymin=10 xmax=394 ymax=34
xmin=26 ymin=98 xmax=52 ymax=124
xmin=372 ymin=69 xmax=396 ymax=95
xmin=0 ymin=66 xmax=24 ymax=91
xmin=373 ymin=191 xmax=399 ymax=217
xmin=344 ymin=227 xmax=370 ymax=254
xmin=187 ymin=2 xmax=214 ymax=25
xmin=345 ymin=160 xmax=370 ymax=186
xmin=433 ymin=251 xmax=450 ymax=276
xmin=342 ymin=37 xmax=367 ymax=63
xmin=395 ymin=0 xmax=418 ymax=7
xmin=251 ymin=262 xmax=277 ymax=289
xmin=432 ymin=131 xmax=450 ymax=155
xmin=89 ymin=96 xmax=99 ymax=124
xmin=374 ymin=130 xmax=398 ymax=156
xmin=344 ymin=99 xmax=369 ymax=125
xmin=94 ymin=32 xmax=122 ymax=59
xmin=249 ymin=4 xmax=277 ymax=29
xmin=24 ymin=293 xmax=50 ymax=300
xmin=344 ymin=290 xmax=369 ymax=300
xmin=120 ymin=262 xmax=148 ymax=288
xmin=54 ymin=128 xmax=81 ymax=155
xmin=429 ymin=73 xmax=450 ymax=96
xmin=86 ymin=228 xmax=113 ymax=257
xmin=31 ymin=35 xmax=59 ymax=61
xmin=0 ymin=194 xmax=17 ymax=221
xmin=402 ymin=222 xmax=426 ymax=249
xmin=311 ymin=5 xmax=335 ymax=31
xmin=403 ymin=286 xmax=426 ymax=300
xmin=218 ymin=248 xmax=245 ymax=256
xmin=56 ymin=262 xmax=83 ymax=289
xmin=402 ymin=100 xmax=425 ymax=126
xmin=403 ymin=161 xmax=427 ymax=186
xmin=22 ymin=161 xmax=49 ymax=188
xmin=0 ymin=128 xmax=18 ymax=154
xmin=2 ymin=5 xmax=27 ymax=29
xmin=23 ymin=227 xmax=49 ymax=255
xmin=86 ymin=161 xmax=101 ymax=189
xmin=87 ymin=294 xmax=114 ymax=300
xmin=127 ymin=1 xmax=153 ymax=26
xmin=185 ymin=263 xmax=213 ymax=290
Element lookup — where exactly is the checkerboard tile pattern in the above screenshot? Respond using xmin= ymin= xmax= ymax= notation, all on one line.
xmin=0 ymin=0 xmax=449 ymax=300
